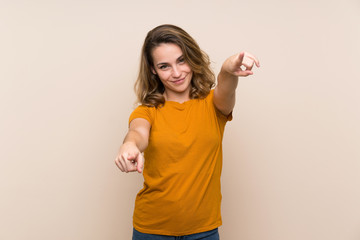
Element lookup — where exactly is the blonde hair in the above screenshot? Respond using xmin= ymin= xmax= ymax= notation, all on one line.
xmin=135 ymin=24 xmax=215 ymax=107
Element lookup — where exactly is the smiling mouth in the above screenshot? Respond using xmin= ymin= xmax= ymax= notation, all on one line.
xmin=171 ymin=78 xmax=185 ymax=83
xmin=171 ymin=78 xmax=185 ymax=84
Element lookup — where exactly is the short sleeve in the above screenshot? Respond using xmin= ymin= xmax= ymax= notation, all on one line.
xmin=128 ymin=105 xmax=153 ymax=126
xmin=206 ymin=90 xmax=233 ymax=122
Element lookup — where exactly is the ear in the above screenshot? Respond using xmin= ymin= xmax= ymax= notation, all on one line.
xmin=151 ymin=67 xmax=157 ymax=75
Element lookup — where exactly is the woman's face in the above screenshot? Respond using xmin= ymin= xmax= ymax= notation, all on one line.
xmin=151 ymin=43 xmax=193 ymax=101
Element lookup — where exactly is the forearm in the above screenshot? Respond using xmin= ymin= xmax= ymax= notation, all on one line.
xmin=213 ymin=69 xmax=239 ymax=115
xmin=217 ymin=68 xmax=239 ymax=98
xmin=123 ymin=129 xmax=148 ymax=152
xmin=213 ymin=52 xmax=259 ymax=115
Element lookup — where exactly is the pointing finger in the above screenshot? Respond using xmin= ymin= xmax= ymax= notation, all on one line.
xmin=125 ymin=159 xmax=137 ymax=172
xmin=245 ymin=53 xmax=260 ymax=67
xmin=136 ymin=153 xmax=144 ymax=173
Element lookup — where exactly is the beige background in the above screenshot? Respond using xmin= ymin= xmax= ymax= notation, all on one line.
xmin=1 ymin=0 xmax=359 ymax=239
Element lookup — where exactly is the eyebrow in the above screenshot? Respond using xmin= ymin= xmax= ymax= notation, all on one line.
xmin=156 ymin=55 xmax=184 ymax=67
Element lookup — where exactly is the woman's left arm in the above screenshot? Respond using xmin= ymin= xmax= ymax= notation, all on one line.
xmin=213 ymin=52 xmax=260 ymax=116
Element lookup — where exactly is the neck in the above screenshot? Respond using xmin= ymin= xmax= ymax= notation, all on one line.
xmin=164 ymin=90 xmax=190 ymax=103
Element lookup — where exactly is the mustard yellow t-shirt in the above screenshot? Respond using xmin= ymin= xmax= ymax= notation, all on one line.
xmin=128 ymin=90 xmax=232 ymax=236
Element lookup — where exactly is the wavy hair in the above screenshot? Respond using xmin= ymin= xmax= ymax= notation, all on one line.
xmin=134 ymin=24 xmax=215 ymax=107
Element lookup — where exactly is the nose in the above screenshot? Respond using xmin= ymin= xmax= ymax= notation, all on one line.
xmin=172 ymin=66 xmax=181 ymax=78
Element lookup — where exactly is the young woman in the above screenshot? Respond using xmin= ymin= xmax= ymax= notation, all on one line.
xmin=115 ymin=24 xmax=260 ymax=240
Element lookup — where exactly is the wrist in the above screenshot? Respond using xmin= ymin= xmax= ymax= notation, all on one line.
xmin=218 ymin=68 xmax=238 ymax=81
xmin=122 ymin=140 xmax=137 ymax=148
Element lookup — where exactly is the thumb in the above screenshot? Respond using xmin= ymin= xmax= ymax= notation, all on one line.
xmin=127 ymin=153 xmax=135 ymax=161
xmin=136 ymin=153 xmax=144 ymax=173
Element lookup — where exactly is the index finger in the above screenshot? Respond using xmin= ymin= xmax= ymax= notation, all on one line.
xmin=136 ymin=153 xmax=144 ymax=173
xmin=246 ymin=53 xmax=260 ymax=67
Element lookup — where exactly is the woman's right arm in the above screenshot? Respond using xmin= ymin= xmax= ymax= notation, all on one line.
xmin=115 ymin=118 xmax=151 ymax=173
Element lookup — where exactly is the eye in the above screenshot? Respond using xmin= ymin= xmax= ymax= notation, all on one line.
xmin=159 ymin=65 xmax=168 ymax=70
xmin=178 ymin=57 xmax=185 ymax=64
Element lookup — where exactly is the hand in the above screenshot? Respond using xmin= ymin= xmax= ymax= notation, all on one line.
xmin=221 ymin=52 xmax=260 ymax=77
xmin=115 ymin=142 xmax=144 ymax=173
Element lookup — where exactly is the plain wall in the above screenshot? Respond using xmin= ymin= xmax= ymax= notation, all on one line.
xmin=1 ymin=0 xmax=359 ymax=239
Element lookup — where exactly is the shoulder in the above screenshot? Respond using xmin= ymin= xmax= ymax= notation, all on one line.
xmin=204 ymin=89 xmax=233 ymax=122
xmin=129 ymin=105 xmax=156 ymax=126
